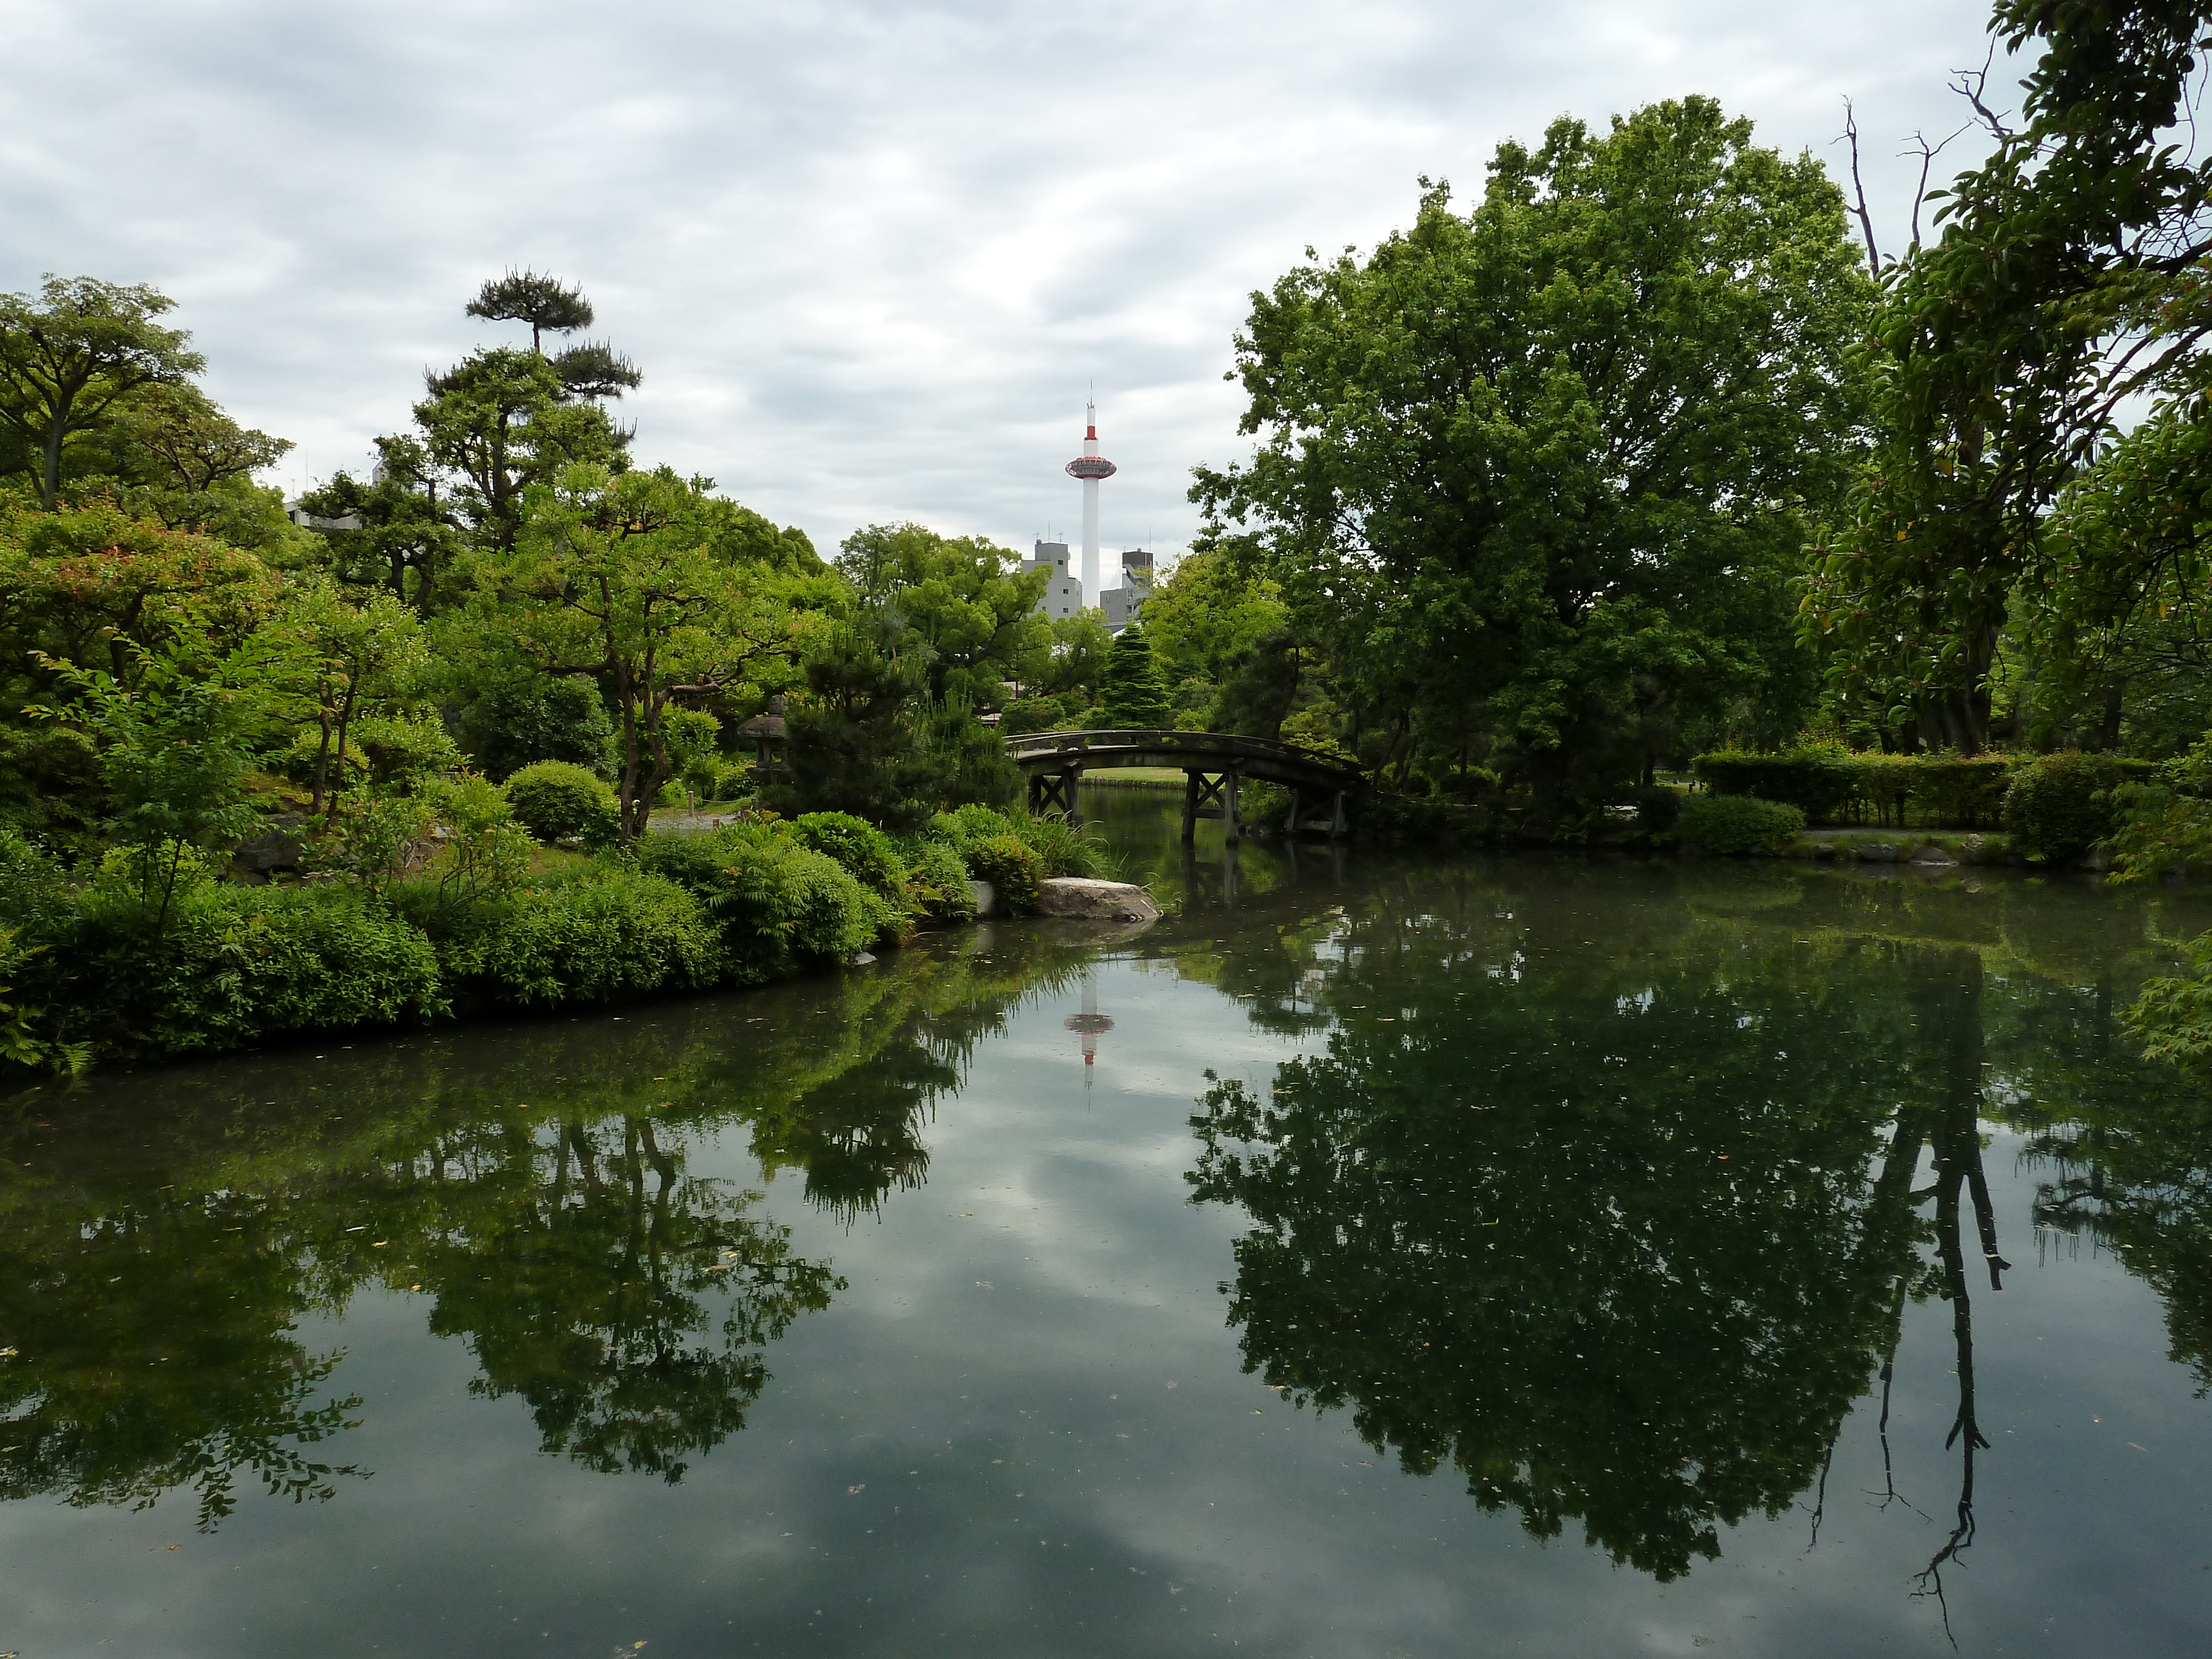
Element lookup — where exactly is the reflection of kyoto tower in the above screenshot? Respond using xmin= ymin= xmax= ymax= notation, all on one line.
xmin=1065 ymin=964 xmax=1115 ymax=1092
xmin=1064 ymin=397 xmax=1118 ymax=601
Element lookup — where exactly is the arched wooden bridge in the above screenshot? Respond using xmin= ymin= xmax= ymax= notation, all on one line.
xmin=1002 ymin=729 xmax=1365 ymax=842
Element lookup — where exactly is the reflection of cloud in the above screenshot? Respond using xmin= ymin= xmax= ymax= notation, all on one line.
xmin=7 ymin=0 xmax=1992 ymax=557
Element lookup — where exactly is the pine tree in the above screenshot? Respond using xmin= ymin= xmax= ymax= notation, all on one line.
xmin=1095 ymin=626 xmax=1172 ymax=729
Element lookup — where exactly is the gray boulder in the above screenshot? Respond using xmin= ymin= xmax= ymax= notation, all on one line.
xmin=1855 ymin=842 xmax=1900 ymax=863
xmin=232 ymin=816 xmax=306 ymax=874
xmin=1908 ymin=844 xmax=1958 ymax=866
xmin=1036 ymin=877 xmax=1160 ymax=923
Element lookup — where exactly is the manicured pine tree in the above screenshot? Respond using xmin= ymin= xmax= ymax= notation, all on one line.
xmin=1095 ymin=625 xmax=1172 ymax=729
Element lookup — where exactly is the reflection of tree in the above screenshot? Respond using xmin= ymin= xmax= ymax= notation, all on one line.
xmin=0 ymin=921 xmax=1102 ymax=1527
xmin=383 ymin=1114 xmax=839 ymax=1481
xmin=1190 ymin=897 xmax=1942 ymax=1580
xmin=0 ymin=1192 xmax=363 ymax=1531
xmin=1181 ymin=846 xmax=2134 ymax=1607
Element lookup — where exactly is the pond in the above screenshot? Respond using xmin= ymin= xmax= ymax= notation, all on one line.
xmin=4 ymin=790 xmax=2211 ymax=1657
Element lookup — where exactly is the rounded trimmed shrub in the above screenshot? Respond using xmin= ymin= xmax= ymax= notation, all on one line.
xmin=792 ymin=811 xmax=908 ymax=901
xmin=2003 ymin=751 xmax=2122 ymax=863
xmin=898 ymin=836 xmax=979 ymax=924
xmin=503 ymin=760 xmax=619 ymax=846
xmin=967 ymin=831 xmax=1043 ymax=911
xmin=1677 ymin=792 xmax=1804 ymax=855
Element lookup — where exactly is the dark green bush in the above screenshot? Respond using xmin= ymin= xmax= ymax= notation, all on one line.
xmin=1632 ymin=786 xmax=1680 ymax=836
xmin=896 ymin=836 xmax=979 ymax=924
xmin=64 ymin=881 xmax=444 ymax=1056
xmin=634 ymin=821 xmax=883 ymax=979
xmin=503 ymin=760 xmax=619 ymax=846
xmin=927 ymin=803 xmax=1102 ymax=880
xmin=967 ymin=831 xmax=1043 ymax=911
xmin=458 ymin=866 xmax=719 ymax=1008
xmin=450 ymin=673 xmax=615 ymax=782
xmin=1692 ymin=749 xmax=1858 ymax=822
xmin=1906 ymin=756 xmax=2013 ymax=829
xmin=792 ymin=811 xmax=908 ymax=901
xmin=1677 ymin=792 xmax=1804 ymax=854
xmin=2004 ymin=751 xmax=2126 ymax=863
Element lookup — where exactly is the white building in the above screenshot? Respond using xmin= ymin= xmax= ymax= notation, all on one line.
xmin=1026 ymin=539 xmax=1083 ymax=618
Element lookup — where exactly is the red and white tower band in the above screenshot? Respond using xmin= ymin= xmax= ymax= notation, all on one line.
xmin=1064 ymin=398 xmax=1117 ymax=604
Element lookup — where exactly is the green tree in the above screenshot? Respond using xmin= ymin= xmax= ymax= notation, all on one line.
xmin=280 ymin=581 xmax=437 ymax=816
xmin=469 ymin=464 xmax=806 ymax=841
xmin=415 ymin=348 xmax=631 ymax=551
xmin=834 ymin=522 xmax=1048 ymax=710
xmin=0 ymin=277 xmax=205 ymax=508
xmin=1804 ymin=3 xmax=2212 ymax=751
xmin=1094 ymin=624 xmax=1172 ymax=728
xmin=466 ymin=268 xmax=596 ymax=352
xmin=1196 ymin=98 xmax=1870 ymax=802
xmin=31 ymin=633 xmax=301 ymax=940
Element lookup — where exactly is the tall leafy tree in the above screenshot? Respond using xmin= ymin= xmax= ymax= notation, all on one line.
xmin=1196 ymin=98 xmax=1872 ymax=802
xmin=1806 ymin=1 xmax=2212 ymax=750
xmin=0 ymin=278 xmax=204 ymax=508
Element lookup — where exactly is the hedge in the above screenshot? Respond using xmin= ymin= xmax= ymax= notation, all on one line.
xmin=1694 ymin=748 xmax=2020 ymax=831
xmin=1677 ymin=793 xmax=1805 ymax=855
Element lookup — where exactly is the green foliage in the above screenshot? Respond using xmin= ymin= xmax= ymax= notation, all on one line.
xmin=834 ymin=522 xmax=1048 ymax=711
xmin=452 ymin=866 xmax=719 ymax=1009
xmin=59 ymin=880 xmax=443 ymax=1056
xmin=2002 ymin=751 xmax=2126 ymax=864
xmin=966 ymin=831 xmax=1042 ymax=911
xmin=502 ymin=760 xmax=619 ymax=846
xmin=0 ymin=276 xmax=206 ymax=508
xmin=1095 ymin=625 xmax=1172 ymax=728
xmin=1632 ymin=786 xmax=1680 ymax=837
xmin=792 ymin=811 xmax=907 ymax=902
xmin=1676 ymin=793 xmax=1804 ymax=854
xmin=448 ymin=671 xmax=614 ymax=781
xmin=424 ymin=774 xmax=534 ymax=914
xmin=1692 ymin=748 xmax=2013 ymax=829
xmin=1197 ymin=97 xmax=1867 ymax=801
xmin=632 ymin=821 xmax=882 ymax=978
xmin=2108 ymin=735 xmax=2212 ymax=885
xmin=927 ymin=802 xmax=1103 ymax=882
xmin=32 ymin=632 xmax=300 ymax=939
xmin=1804 ymin=3 xmax=2212 ymax=752
xmin=2126 ymin=934 xmax=2212 ymax=1066
xmin=895 ymin=835 xmax=978 ymax=924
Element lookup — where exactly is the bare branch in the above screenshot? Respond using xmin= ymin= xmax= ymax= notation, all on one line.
xmin=1901 ymin=123 xmax=1971 ymax=252
xmin=1835 ymin=98 xmax=1884 ymax=275
xmin=1952 ymin=43 xmax=2014 ymax=140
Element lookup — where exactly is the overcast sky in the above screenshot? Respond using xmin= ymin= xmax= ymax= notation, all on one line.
xmin=6 ymin=0 xmax=2007 ymax=580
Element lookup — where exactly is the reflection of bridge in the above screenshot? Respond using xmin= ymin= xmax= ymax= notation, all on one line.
xmin=1004 ymin=729 xmax=1364 ymax=842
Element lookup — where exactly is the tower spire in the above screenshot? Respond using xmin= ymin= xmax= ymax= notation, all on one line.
xmin=1065 ymin=397 xmax=1117 ymax=604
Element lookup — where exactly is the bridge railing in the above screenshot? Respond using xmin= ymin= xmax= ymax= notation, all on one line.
xmin=1001 ymin=728 xmax=1363 ymax=785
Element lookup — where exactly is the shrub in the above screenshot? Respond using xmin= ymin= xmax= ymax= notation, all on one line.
xmin=2004 ymin=751 xmax=2126 ymax=863
xmin=792 ymin=811 xmax=908 ymax=901
xmin=1692 ymin=749 xmax=1858 ymax=822
xmin=896 ymin=836 xmax=978 ymax=924
xmin=1906 ymin=755 xmax=2012 ymax=830
xmin=66 ymin=881 xmax=445 ymax=1056
xmin=635 ymin=820 xmax=883 ymax=978
xmin=1677 ymin=792 xmax=1804 ymax=854
xmin=503 ymin=760 xmax=619 ymax=846
xmin=966 ymin=831 xmax=1043 ymax=911
xmin=1632 ymin=786 xmax=1680 ymax=837
xmin=463 ymin=866 xmax=719 ymax=1008
xmin=450 ymin=672 xmax=615 ymax=782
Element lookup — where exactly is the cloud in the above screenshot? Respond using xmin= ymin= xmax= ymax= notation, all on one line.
xmin=4 ymin=0 xmax=1997 ymax=572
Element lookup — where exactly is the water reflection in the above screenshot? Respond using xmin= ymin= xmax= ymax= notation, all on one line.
xmin=1178 ymin=862 xmax=2212 ymax=1593
xmin=0 ymin=927 xmax=1089 ymax=1525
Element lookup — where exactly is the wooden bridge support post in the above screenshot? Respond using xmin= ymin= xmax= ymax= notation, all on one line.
xmin=1223 ymin=772 xmax=1241 ymax=844
xmin=1180 ymin=769 xmax=1201 ymax=843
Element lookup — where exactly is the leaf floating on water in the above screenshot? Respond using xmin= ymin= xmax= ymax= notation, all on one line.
xmin=847 ymin=1484 xmax=865 ymax=1494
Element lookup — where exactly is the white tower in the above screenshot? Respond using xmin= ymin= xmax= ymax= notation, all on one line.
xmin=1064 ymin=398 xmax=1117 ymax=604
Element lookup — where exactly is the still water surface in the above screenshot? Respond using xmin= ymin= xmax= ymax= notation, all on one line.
xmin=4 ymin=792 xmax=2211 ymax=1656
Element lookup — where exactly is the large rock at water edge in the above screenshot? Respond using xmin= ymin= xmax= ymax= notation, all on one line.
xmin=1036 ymin=878 xmax=1159 ymax=923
